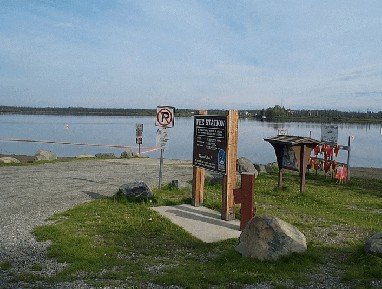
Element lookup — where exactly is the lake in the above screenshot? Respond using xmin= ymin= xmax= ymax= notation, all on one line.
xmin=0 ymin=114 xmax=381 ymax=168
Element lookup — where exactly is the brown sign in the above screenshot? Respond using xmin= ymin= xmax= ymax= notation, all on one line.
xmin=193 ymin=115 xmax=227 ymax=174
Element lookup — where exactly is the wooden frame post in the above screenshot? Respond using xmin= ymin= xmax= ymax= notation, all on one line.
xmin=192 ymin=110 xmax=207 ymax=206
xmin=222 ymin=110 xmax=238 ymax=220
xmin=299 ymin=145 xmax=306 ymax=193
xmin=278 ymin=169 xmax=283 ymax=188
xmin=346 ymin=136 xmax=351 ymax=182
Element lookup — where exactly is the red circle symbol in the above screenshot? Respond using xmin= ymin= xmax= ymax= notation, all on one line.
xmin=156 ymin=108 xmax=173 ymax=127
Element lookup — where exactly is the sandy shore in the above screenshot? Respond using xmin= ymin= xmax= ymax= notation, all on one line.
xmin=2 ymin=153 xmax=382 ymax=181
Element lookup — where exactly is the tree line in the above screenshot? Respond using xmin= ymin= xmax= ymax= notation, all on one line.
xmin=1 ymin=105 xmax=382 ymax=123
xmin=240 ymin=105 xmax=382 ymax=123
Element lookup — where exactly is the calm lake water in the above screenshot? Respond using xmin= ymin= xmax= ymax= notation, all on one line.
xmin=0 ymin=114 xmax=381 ymax=168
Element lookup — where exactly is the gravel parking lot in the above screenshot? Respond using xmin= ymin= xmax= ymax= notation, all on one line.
xmin=0 ymin=158 xmax=193 ymax=288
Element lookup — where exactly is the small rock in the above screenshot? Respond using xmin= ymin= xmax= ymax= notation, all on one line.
xmin=237 ymin=157 xmax=258 ymax=178
xmin=95 ymin=153 xmax=115 ymax=158
xmin=0 ymin=157 xmax=21 ymax=164
xmin=365 ymin=232 xmax=382 ymax=256
xmin=35 ymin=150 xmax=57 ymax=161
xmin=75 ymin=154 xmax=95 ymax=159
xmin=118 ymin=182 xmax=153 ymax=199
xmin=263 ymin=162 xmax=277 ymax=173
xmin=170 ymin=180 xmax=191 ymax=189
xmin=254 ymin=164 xmax=267 ymax=174
xmin=120 ymin=148 xmax=137 ymax=159
xmin=235 ymin=215 xmax=307 ymax=261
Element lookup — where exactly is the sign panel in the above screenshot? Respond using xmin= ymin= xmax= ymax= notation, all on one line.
xmin=136 ymin=123 xmax=143 ymax=144
xmin=156 ymin=106 xmax=175 ymax=128
xmin=193 ymin=115 xmax=227 ymax=174
xmin=321 ymin=124 xmax=338 ymax=144
xmin=277 ymin=129 xmax=288 ymax=136
xmin=156 ymin=128 xmax=169 ymax=149
xmin=136 ymin=123 xmax=143 ymax=136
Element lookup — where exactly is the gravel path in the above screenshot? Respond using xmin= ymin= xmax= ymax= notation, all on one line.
xmin=0 ymin=158 xmax=193 ymax=288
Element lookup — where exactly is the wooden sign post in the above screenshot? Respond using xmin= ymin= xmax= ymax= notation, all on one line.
xmin=192 ymin=110 xmax=207 ymax=206
xmin=222 ymin=110 xmax=238 ymax=220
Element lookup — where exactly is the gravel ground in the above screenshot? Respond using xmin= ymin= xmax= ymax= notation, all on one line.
xmin=0 ymin=158 xmax=193 ymax=288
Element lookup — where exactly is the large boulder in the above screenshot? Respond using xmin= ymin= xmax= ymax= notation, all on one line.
xmin=35 ymin=150 xmax=57 ymax=161
xmin=0 ymin=157 xmax=21 ymax=164
xmin=118 ymin=182 xmax=153 ymax=200
xmin=365 ymin=232 xmax=382 ymax=256
xmin=235 ymin=215 xmax=307 ymax=261
xmin=237 ymin=157 xmax=258 ymax=178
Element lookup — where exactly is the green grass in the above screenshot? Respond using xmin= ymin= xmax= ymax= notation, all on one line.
xmin=0 ymin=262 xmax=12 ymax=270
xmin=28 ymin=172 xmax=382 ymax=288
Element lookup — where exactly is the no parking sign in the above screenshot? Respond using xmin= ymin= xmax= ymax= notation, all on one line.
xmin=155 ymin=106 xmax=175 ymax=128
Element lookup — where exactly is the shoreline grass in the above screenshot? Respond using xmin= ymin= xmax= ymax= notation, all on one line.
xmin=6 ymin=172 xmax=381 ymax=288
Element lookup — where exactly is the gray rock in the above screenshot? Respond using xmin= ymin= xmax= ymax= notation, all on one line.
xmin=203 ymin=170 xmax=222 ymax=185
xmin=120 ymin=148 xmax=137 ymax=159
xmin=235 ymin=215 xmax=307 ymax=261
xmin=254 ymin=164 xmax=267 ymax=174
xmin=265 ymin=162 xmax=278 ymax=173
xmin=119 ymin=182 xmax=153 ymax=199
xmin=237 ymin=157 xmax=258 ymax=178
xmin=170 ymin=180 xmax=191 ymax=189
xmin=75 ymin=154 xmax=95 ymax=159
xmin=35 ymin=150 xmax=57 ymax=161
xmin=365 ymin=232 xmax=382 ymax=256
xmin=0 ymin=157 xmax=21 ymax=164
xmin=95 ymin=153 xmax=115 ymax=158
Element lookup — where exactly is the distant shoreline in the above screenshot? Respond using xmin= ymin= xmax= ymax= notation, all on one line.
xmin=1 ymin=105 xmax=382 ymax=123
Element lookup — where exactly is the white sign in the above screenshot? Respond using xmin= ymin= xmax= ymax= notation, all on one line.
xmin=321 ymin=124 xmax=338 ymax=144
xmin=156 ymin=106 xmax=175 ymax=128
xmin=156 ymin=128 xmax=169 ymax=149
xmin=278 ymin=129 xmax=288 ymax=136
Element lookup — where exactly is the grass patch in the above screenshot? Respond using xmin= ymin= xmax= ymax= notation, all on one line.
xmin=31 ymin=173 xmax=382 ymax=288
xmin=0 ymin=262 xmax=12 ymax=270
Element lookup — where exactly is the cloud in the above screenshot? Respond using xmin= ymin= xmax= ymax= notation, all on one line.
xmin=0 ymin=1 xmax=382 ymax=110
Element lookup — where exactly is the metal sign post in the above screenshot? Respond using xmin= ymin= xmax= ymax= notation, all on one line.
xmin=156 ymin=128 xmax=169 ymax=189
xmin=159 ymin=148 xmax=164 ymax=189
xmin=136 ymin=123 xmax=143 ymax=154
xmin=155 ymin=104 xmax=173 ymax=188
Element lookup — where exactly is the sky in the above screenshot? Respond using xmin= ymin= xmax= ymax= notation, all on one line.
xmin=0 ymin=0 xmax=382 ymax=111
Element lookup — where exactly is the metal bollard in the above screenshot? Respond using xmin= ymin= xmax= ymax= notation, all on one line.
xmin=233 ymin=172 xmax=256 ymax=230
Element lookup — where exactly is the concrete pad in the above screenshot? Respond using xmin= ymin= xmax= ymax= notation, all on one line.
xmin=151 ymin=204 xmax=241 ymax=243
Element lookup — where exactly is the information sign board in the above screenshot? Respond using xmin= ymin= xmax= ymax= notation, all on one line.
xmin=193 ymin=115 xmax=227 ymax=174
xmin=321 ymin=124 xmax=338 ymax=144
xmin=156 ymin=106 xmax=175 ymax=128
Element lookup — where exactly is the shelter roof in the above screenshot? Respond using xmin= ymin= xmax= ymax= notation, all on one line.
xmin=264 ymin=135 xmax=320 ymax=146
